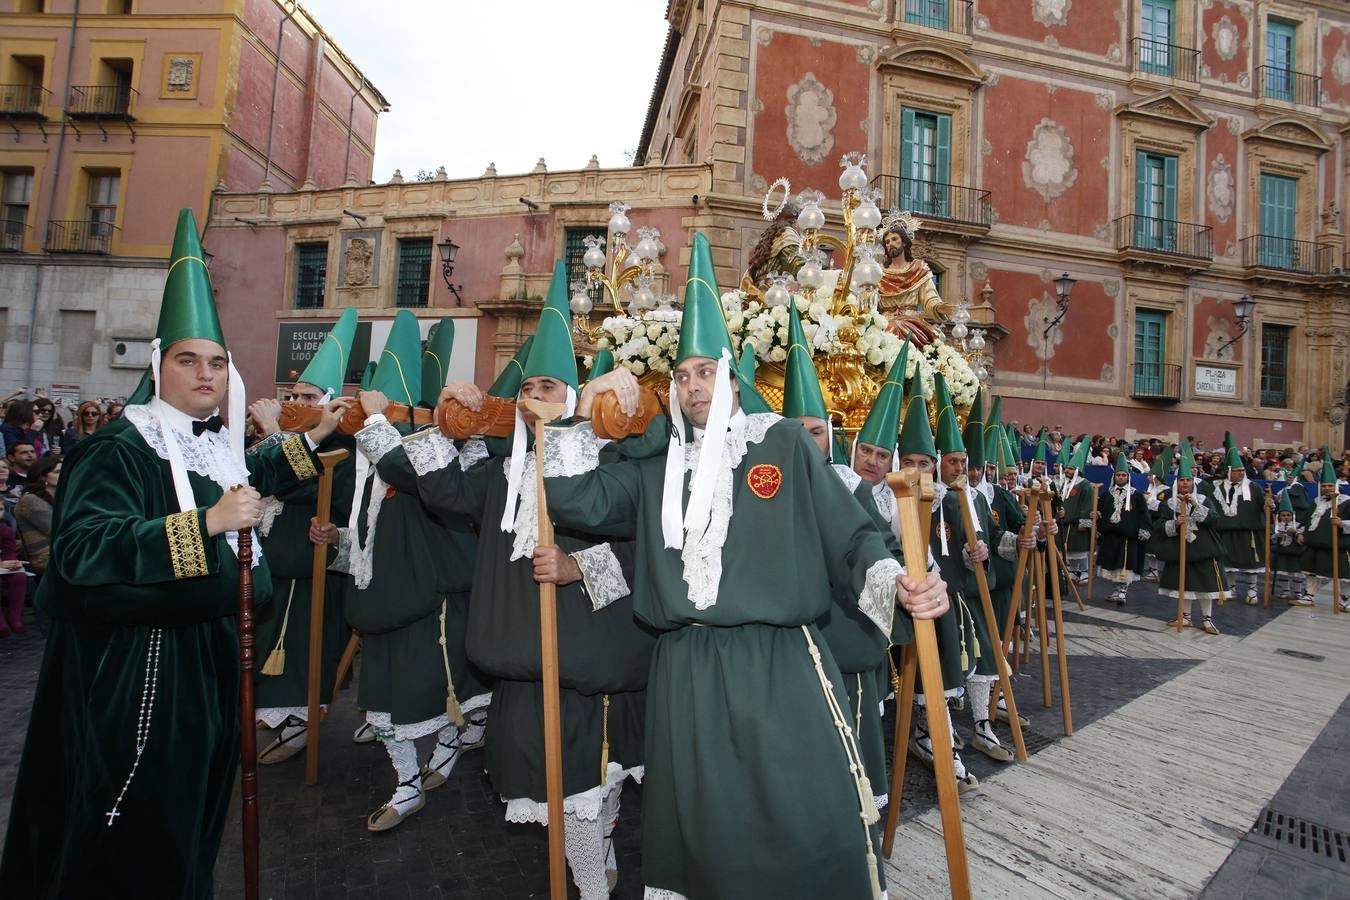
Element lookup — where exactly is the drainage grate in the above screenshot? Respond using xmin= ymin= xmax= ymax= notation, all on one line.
xmin=1251 ymin=808 xmax=1349 ymax=866
xmin=1274 ymin=647 xmax=1326 ymax=662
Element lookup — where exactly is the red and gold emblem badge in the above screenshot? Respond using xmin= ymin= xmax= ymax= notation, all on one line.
xmin=747 ymin=464 xmax=783 ymax=499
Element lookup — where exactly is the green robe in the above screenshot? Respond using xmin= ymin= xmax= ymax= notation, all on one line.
xmin=1210 ymin=480 xmax=1267 ymax=571
xmin=253 ymin=432 xmax=357 ymax=714
xmin=413 ymin=430 xmax=651 ymax=805
xmin=1300 ymin=494 xmax=1350 ymax=578
xmin=544 ymin=414 xmax=898 ymax=900
xmin=1095 ymin=485 xmax=1150 ymax=580
xmin=1061 ymin=477 xmax=1095 ymax=556
xmin=343 ymin=426 xmax=487 ymax=733
xmin=987 ymin=484 xmax=1027 ymax=634
xmin=1147 ymin=492 xmax=1229 ymax=600
xmin=0 ymin=416 xmax=321 ymax=900
xmin=931 ymin=485 xmax=1008 ymax=680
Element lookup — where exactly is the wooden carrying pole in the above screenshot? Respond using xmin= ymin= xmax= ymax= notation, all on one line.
xmin=1263 ymin=487 xmax=1273 ymax=610
xmin=523 ymin=399 xmax=569 ymax=900
xmin=1086 ymin=484 xmax=1101 ymax=603
xmin=1176 ymin=495 xmax=1190 ymax=633
xmin=952 ymin=481 xmax=1027 ymax=761
xmin=1039 ymin=495 xmax=1074 ymax=736
xmin=882 ymin=469 xmax=972 ymax=900
xmin=236 ymin=509 xmax=261 ymax=900
xmin=883 ymin=482 xmax=935 ymax=858
xmin=331 ymin=632 xmax=361 ymax=706
xmin=305 ymin=449 xmax=349 ymax=785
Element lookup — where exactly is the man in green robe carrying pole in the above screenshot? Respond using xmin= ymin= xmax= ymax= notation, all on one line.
xmin=541 ymin=233 xmax=950 ymax=900
xmin=1059 ymin=441 xmax=1095 ymax=585
xmin=1095 ymin=453 xmax=1152 ymax=606
xmin=1212 ymin=432 xmax=1272 ymax=606
xmin=249 ymin=305 xmax=360 ymax=764
xmin=0 ymin=209 xmax=348 ymax=899
xmin=1148 ymin=442 xmax=1228 ymax=634
xmin=1299 ymin=450 xmax=1350 ymax=611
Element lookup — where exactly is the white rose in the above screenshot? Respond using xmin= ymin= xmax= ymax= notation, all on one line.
xmin=630 ymin=360 xmax=646 ymax=375
xmin=866 ymin=348 xmax=884 ymax=366
xmin=769 ymin=346 xmax=787 ymax=362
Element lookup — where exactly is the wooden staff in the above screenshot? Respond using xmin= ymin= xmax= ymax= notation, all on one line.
xmin=882 ymin=469 xmax=971 ymax=899
xmin=1176 ymin=494 xmax=1190 ymax=633
xmin=953 ymin=480 xmax=1027 ymax=761
xmin=304 ymin=449 xmax=348 ymax=785
xmin=1263 ymin=486 xmax=1273 ymax=610
xmin=1039 ymin=494 xmax=1074 ymax=736
xmin=1087 ymin=483 xmax=1101 ymax=603
xmin=1334 ymin=496 xmax=1342 ymax=615
xmin=522 ymin=398 xmax=569 ymax=900
xmin=331 ymin=631 xmax=361 ymax=706
xmin=1033 ymin=535 xmax=1051 ymax=706
xmin=236 ymin=504 xmax=260 ymax=900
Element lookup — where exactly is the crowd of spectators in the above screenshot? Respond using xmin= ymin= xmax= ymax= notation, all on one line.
xmin=0 ymin=388 xmax=123 ymax=636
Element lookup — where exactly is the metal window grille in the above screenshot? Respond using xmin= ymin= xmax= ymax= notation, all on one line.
xmin=565 ymin=227 xmax=606 ymax=304
xmin=395 ymin=237 xmax=432 ymax=308
xmin=1260 ymin=324 xmax=1290 ymax=408
xmin=294 ymin=242 xmax=327 ymax=310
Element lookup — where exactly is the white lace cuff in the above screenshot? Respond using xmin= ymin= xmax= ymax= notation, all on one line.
xmin=859 ymin=557 xmax=902 ymax=636
xmin=329 ymin=527 xmax=353 ymax=574
xmin=997 ymin=530 xmax=1018 ymax=561
xmin=571 ymin=543 xmax=630 ymax=610
xmin=257 ymin=495 xmax=285 ymax=537
xmin=403 ymin=429 xmax=459 ymax=476
xmin=1188 ymin=500 xmax=1209 ymax=522
xmin=249 ymin=431 xmax=286 ymax=453
xmin=542 ymin=422 xmax=600 ymax=477
xmin=459 ymin=438 xmax=489 ymax=471
xmin=1165 ymin=519 xmax=1177 ymax=538
xmin=355 ymin=420 xmax=401 ymax=465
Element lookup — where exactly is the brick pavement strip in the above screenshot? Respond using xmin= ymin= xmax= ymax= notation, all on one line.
xmin=1 ymin=583 xmax=1348 ymax=899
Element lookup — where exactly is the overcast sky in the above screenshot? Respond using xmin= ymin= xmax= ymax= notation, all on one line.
xmin=305 ymin=1 xmax=672 ymax=181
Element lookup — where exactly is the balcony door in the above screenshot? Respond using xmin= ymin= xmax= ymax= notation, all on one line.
xmin=1258 ymin=173 xmax=1296 ymax=268
xmin=1133 ymin=310 xmax=1167 ymax=395
xmin=900 ymin=108 xmax=950 ymax=217
xmin=1265 ymin=19 xmax=1296 ymax=99
xmin=1134 ymin=152 xmax=1177 ymax=250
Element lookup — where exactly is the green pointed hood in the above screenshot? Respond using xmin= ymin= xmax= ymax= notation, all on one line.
xmin=1277 ymin=487 xmax=1294 ymax=513
xmin=155 ymin=208 xmax=225 ymax=351
xmin=1224 ymin=432 xmax=1243 ymax=470
xmin=896 ymin=372 xmax=937 ymax=460
xmin=127 ymin=369 xmax=153 ymax=405
xmin=933 ymin=373 xmax=965 ymax=458
xmin=980 ymin=395 xmax=1003 ymax=469
xmin=1055 ymin=437 xmax=1073 ymax=470
xmin=1114 ymin=451 xmax=1129 ymax=473
xmin=856 ymin=338 xmax=910 ymax=450
xmin=586 ymin=347 xmax=615 ymax=382
xmin=488 ymin=337 xmax=534 ymax=399
xmin=781 ymin=300 xmax=828 ymax=421
xmin=297 ymin=307 xmax=357 ymax=398
xmin=1067 ymin=438 xmax=1089 ymax=471
xmin=369 ymin=310 xmax=422 ymax=407
xmin=999 ymin=430 xmax=1019 ymax=472
xmin=522 ymin=262 xmax=579 ymax=390
xmin=1033 ymin=428 xmax=1049 ymax=463
xmin=676 ymin=232 xmax=735 ymax=365
xmin=419 ymin=316 xmax=456 ymax=407
xmin=1320 ymin=447 xmax=1338 ymax=484
xmin=1177 ymin=440 xmax=1195 ymax=479
xmin=359 ymin=361 xmax=377 ymax=391
xmin=734 ymin=342 xmax=774 ymax=415
xmin=962 ymin=387 xmax=985 ymax=468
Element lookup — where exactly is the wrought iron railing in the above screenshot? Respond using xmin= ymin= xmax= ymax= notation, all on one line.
xmin=1130 ymin=38 xmax=1200 ymax=81
xmin=0 ymin=84 xmax=48 ymax=116
xmin=1 ymin=220 xmax=27 ymax=252
xmin=1129 ymin=363 xmax=1182 ymax=401
xmin=1240 ymin=234 xmax=1334 ymax=274
xmin=66 ymin=84 xmax=136 ymax=117
xmin=1256 ymin=65 xmax=1320 ymax=106
xmin=869 ymin=174 xmax=991 ymax=228
xmin=1114 ymin=215 xmax=1213 ymax=260
xmin=898 ymin=0 xmax=972 ymax=35
xmin=45 ymin=219 xmax=117 ymax=254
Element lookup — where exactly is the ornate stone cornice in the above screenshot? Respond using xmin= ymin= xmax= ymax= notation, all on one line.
xmin=1114 ymin=90 xmax=1213 ymax=133
xmin=876 ymin=43 xmax=984 ymax=85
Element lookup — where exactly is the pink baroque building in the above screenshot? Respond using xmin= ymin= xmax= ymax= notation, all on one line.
xmin=0 ymin=0 xmax=387 ymax=399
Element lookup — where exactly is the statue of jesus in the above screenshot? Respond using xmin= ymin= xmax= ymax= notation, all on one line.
xmin=877 ymin=218 xmax=944 ymax=348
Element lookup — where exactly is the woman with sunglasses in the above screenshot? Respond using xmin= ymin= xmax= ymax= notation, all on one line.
xmin=62 ymin=401 xmax=105 ymax=453
xmin=1 ymin=399 xmax=45 ymax=458
xmin=32 ymin=400 xmax=64 ymax=456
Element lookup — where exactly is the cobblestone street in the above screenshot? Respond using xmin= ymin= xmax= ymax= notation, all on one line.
xmin=2 ymin=579 xmax=1347 ymax=899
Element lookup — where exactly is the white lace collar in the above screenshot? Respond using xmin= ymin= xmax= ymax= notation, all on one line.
xmin=679 ymin=411 xmax=779 ymax=610
xmin=125 ymin=400 xmax=248 ymax=491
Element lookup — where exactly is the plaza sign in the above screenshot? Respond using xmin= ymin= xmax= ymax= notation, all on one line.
xmin=1193 ymin=363 xmax=1238 ymax=399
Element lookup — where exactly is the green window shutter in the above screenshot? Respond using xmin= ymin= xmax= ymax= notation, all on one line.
xmin=1133 ymin=310 xmax=1168 ymax=395
xmin=900 ymin=107 xmax=916 ymax=211
xmin=1259 ymin=173 xmax=1297 ymax=267
xmin=1266 ymin=19 xmax=1296 ymax=99
xmin=1134 ymin=151 xmax=1149 ymax=246
xmin=1162 ymin=156 xmax=1178 ymax=222
xmin=934 ymin=114 xmax=951 ymax=215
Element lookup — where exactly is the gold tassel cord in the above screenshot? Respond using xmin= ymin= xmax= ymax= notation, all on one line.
xmin=260 ymin=581 xmax=297 ymax=676
xmin=600 ymin=694 xmax=610 ymax=785
xmin=438 ymin=599 xmax=465 ymax=727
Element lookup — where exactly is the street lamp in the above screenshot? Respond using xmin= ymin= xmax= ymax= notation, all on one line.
xmin=437 ymin=237 xmax=464 ymax=305
xmin=1043 ymin=271 xmax=1076 ymax=340
xmin=1216 ymin=295 xmax=1256 ymax=356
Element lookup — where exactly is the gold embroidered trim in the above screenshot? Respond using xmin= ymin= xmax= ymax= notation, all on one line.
xmin=165 ymin=510 xmax=209 ymax=579
xmin=282 ymin=435 xmax=318 ymax=480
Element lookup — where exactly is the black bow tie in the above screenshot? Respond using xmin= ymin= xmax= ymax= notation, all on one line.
xmin=192 ymin=415 xmax=224 ymax=437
